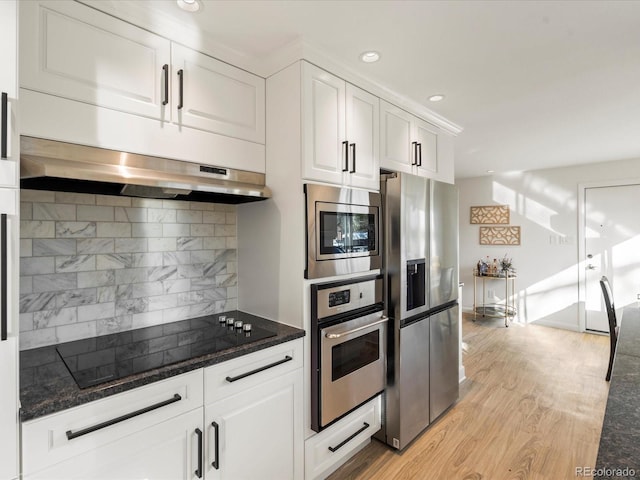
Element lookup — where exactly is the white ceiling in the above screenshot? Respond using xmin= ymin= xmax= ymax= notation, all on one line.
xmin=96 ymin=0 xmax=640 ymax=179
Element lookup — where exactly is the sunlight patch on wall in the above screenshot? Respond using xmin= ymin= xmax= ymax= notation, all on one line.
xmin=493 ymin=180 xmax=559 ymax=232
xmin=519 ymin=263 xmax=579 ymax=322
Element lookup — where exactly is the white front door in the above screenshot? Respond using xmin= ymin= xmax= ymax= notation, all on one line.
xmin=584 ymin=184 xmax=640 ymax=332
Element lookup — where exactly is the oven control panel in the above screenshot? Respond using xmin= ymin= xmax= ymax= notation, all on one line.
xmin=314 ymin=275 xmax=383 ymax=320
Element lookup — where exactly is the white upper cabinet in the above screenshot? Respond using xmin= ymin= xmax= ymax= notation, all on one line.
xmin=302 ymin=62 xmax=379 ymax=190
xmin=380 ymin=100 xmax=454 ymax=183
xmin=19 ymin=0 xmax=266 ymax=173
xmin=171 ymin=44 xmax=265 ymax=144
xmin=1 ymin=0 xmax=18 ymax=189
xmin=20 ymin=0 xmax=171 ymax=122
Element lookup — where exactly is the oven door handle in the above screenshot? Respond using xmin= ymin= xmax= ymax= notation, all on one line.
xmin=324 ymin=316 xmax=388 ymax=339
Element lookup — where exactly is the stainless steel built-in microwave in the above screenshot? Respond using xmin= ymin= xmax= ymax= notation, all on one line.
xmin=304 ymin=184 xmax=381 ymax=279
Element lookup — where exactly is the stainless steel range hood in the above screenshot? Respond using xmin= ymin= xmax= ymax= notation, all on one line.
xmin=20 ymin=137 xmax=271 ymax=204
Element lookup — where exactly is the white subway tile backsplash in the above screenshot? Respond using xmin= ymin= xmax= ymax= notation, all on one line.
xmin=33 ymin=273 xmax=77 ymax=293
xmin=97 ymin=222 xmax=132 ymax=238
xmin=55 ymin=255 xmax=96 ymax=273
xmin=78 ymin=302 xmax=115 ymax=322
xmin=33 ymin=239 xmax=76 ymax=256
xmin=20 ymin=202 xmax=33 ymax=220
xmin=148 ymin=237 xmax=177 ymax=252
xmin=78 ymin=238 xmax=114 ymax=254
xmin=56 ymin=321 xmax=97 ymax=343
xmin=77 ymin=205 xmax=115 ymax=222
xmin=33 ymin=203 xmax=76 ymax=221
xmin=148 ymin=208 xmax=176 ymax=223
xmin=55 ymin=192 xmax=95 ymax=205
xmin=162 ymin=223 xmax=191 ymax=237
xmin=56 ymin=222 xmax=96 ymax=238
xmin=34 ymin=307 xmax=77 ymax=329
xmin=20 ymin=239 xmax=33 ymax=257
xmin=96 ymin=195 xmax=131 ymax=207
xmin=19 ymin=191 xmax=238 ymax=349
xmin=21 ymin=220 xmax=55 ymax=238
xmin=115 ymin=207 xmax=147 ymax=223
xmin=77 ymin=270 xmax=116 ymax=288
xmin=21 ymin=257 xmax=55 ymax=276
xmin=132 ymin=223 xmax=162 ymax=238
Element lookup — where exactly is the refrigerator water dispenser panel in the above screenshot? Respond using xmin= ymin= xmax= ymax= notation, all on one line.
xmin=407 ymin=258 xmax=426 ymax=311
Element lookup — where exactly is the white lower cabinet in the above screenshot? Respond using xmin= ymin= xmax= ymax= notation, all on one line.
xmin=24 ymin=408 xmax=203 ymax=480
xmin=21 ymin=339 xmax=304 ymax=480
xmin=305 ymin=395 xmax=381 ymax=480
xmin=205 ymin=369 xmax=303 ymax=480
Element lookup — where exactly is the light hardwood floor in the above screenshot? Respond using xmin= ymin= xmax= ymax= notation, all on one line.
xmin=328 ymin=314 xmax=610 ymax=480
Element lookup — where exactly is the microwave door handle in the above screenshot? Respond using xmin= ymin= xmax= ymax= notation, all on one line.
xmin=325 ymin=316 xmax=388 ymax=339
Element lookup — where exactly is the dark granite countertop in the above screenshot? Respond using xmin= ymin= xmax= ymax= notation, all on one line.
xmin=20 ymin=311 xmax=305 ymax=422
xmin=595 ymin=305 xmax=640 ymax=480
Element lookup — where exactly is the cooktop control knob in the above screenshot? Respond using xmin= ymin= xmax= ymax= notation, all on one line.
xmin=218 ymin=315 xmax=226 ymax=323
xmin=243 ymin=323 xmax=252 ymax=332
xmin=234 ymin=320 xmax=243 ymax=329
xmin=226 ymin=317 xmax=235 ymax=326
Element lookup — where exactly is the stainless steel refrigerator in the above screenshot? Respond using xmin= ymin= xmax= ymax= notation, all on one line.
xmin=378 ymin=172 xmax=459 ymax=450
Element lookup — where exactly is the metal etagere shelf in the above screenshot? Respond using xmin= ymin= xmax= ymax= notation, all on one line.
xmin=472 ymin=270 xmax=517 ymax=327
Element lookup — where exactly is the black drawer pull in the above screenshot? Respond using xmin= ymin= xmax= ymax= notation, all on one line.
xmin=328 ymin=422 xmax=370 ymax=453
xmin=65 ymin=393 xmax=182 ymax=440
xmin=162 ymin=64 xmax=169 ymax=106
xmin=342 ymin=141 xmax=349 ymax=172
xmin=177 ymin=69 xmax=184 ymax=110
xmin=1 ymin=92 xmax=7 ymax=159
xmin=225 ymin=355 xmax=293 ymax=383
xmin=1 ymin=214 xmax=6 ymax=341
xmin=411 ymin=141 xmax=418 ymax=165
xmin=195 ymin=428 xmax=203 ymax=478
xmin=211 ymin=421 xmax=220 ymax=469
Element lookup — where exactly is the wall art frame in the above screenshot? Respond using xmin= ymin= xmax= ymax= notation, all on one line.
xmin=479 ymin=226 xmax=521 ymax=245
xmin=470 ymin=205 xmax=510 ymax=224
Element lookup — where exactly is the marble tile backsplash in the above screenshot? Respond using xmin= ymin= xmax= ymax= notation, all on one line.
xmin=19 ymin=190 xmax=238 ymax=350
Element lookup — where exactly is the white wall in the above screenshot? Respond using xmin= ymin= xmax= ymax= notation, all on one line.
xmin=458 ymin=157 xmax=640 ymax=331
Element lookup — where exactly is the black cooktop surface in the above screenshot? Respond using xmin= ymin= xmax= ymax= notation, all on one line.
xmin=56 ymin=311 xmax=276 ymax=389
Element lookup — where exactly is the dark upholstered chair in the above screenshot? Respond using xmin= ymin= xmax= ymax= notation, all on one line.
xmin=599 ymin=276 xmax=619 ymax=381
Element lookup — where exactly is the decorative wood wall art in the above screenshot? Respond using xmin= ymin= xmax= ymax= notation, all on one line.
xmin=479 ymin=226 xmax=521 ymax=245
xmin=470 ymin=205 xmax=510 ymax=224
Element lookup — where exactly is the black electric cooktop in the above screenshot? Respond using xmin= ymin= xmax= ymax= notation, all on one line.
xmin=56 ymin=311 xmax=276 ymax=389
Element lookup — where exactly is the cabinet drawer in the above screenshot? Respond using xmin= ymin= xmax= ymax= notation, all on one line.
xmin=22 ymin=369 xmax=203 ymax=476
xmin=305 ymin=395 xmax=381 ymax=480
xmin=204 ymin=339 xmax=303 ymax=404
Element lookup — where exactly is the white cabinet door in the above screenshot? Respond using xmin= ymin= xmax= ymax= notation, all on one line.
xmin=380 ymin=100 xmax=414 ymax=175
xmin=413 ymin=116 xmax=438 ymax=176
xmin=302 ymin=62 xmax=346 ymax=185
xmin=171 ymin=44 xmax=265 ymax=144
xmin=24 ymin=408 xmax=204 ymax=480
xmin=0 ymin=0 xmax=18 ymax=189
xmin=345 ymin=84 xmax=379 ymax=190
xmin=20 ymin=0 xmax=171 ymax=121
xmin=205 ymin=369 xmax=303 ymax=480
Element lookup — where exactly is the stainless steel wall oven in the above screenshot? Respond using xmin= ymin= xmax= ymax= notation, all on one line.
xmin=310 ymin=275 xmax=387 ymax=432
xmin=304 ymin=183 xmax=381 ymax=279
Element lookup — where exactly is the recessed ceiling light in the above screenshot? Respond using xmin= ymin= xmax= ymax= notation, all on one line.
xmin=360 ymin=51 xmax=380 ymax=63
xmin=177 ymin=0 xmax=200 ymax=12
xmin=428 ymin=94 xmax=445 ymax=102
xmin=486 ymin=170 xmax=495 ymax=174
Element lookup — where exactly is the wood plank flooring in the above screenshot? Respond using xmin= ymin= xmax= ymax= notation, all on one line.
xmin=328 ymin=314 xmax=610 ymax=480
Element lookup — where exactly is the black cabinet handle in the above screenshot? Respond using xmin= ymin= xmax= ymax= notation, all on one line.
xmin=65 ymin=393 xmax=182 ymax=440
xmin=1 ymin=92 xmax=7 ymax=159
xmin=342 ymin=141 xmax=349 ymax=172
xmin=328 ymin=422 xmax=370 ymax=452
xmin=162 ymin=64 xmax=169 ymax=106
xmin=211 ymin=421 xmax=220 ymax=470
xmin=349 ymin=143 xmax=356 ymax=173
xmin=225 ymin=355 xmax=293 ymax=383
xmin=1 ymin=214 xmax=6 ymax=341
xmin=177 ymin=69 xmax=184 ymax=110
xmin=195 ymin=428 xmax=203 ymax=478
xmin=417 ymin=142 xmax=422 ymax=167
xmin=411 ymin=141 xmax=418 ymax=166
